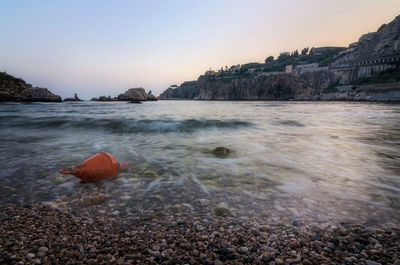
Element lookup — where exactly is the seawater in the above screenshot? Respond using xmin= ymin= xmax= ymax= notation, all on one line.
xmin=0 ymin=101 xmax=399 ymax=223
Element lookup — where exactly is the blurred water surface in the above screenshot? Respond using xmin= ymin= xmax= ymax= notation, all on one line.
xmin=0 ymin=101 xmax=399 ymax=221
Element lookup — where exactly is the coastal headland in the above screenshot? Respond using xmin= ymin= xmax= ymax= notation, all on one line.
xmin=159 ymin=15 xmax=400 ymax=101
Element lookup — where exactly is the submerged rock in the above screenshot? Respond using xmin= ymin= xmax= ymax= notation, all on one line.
xmin=212 ymin=147 xmax=230 ymax=157
xmin=214 ymin=203 xmax=233 ymax=217
xmin=144 ymin=171 xmax=159 ymax=178
xmin=81 ymin=195 xmax=107 ymax=206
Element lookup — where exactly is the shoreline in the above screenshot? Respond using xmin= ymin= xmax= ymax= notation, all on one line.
xmin=1 ymin=203 xmax=399 ymax=264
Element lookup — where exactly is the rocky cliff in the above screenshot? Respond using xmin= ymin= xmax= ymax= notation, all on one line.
xmin=159 ymin=81 xmax=198 ymax=99
xmin=0 ymin=72 xmax=61 ymax=102
xmin=197 ymin=71 xmax=340 ymax=100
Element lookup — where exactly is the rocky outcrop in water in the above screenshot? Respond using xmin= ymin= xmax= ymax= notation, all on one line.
xmin=0 ymin=72 xmax=61 ymax=102
xmin=159 ymin=81 xmax=198 ymax=100
xmin=90 ymin=96 xmax=117 ymax=101
xmin=63 ymin=93 xmax=83 ymax=102
xmin=146 ymin=91 xmax=158 ymax=101
xmin=117 ymin=87 xmax=147 ymax=101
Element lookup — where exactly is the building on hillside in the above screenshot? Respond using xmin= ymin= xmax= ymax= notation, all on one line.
xmin=205 ymin=70 xmax=216 ymax=75
xmin=260 ymin=71 xmax=279 ymax=76
xmin=285 ymin=65 xmax=293 ymax=73
xmin=229 ymin=65 xmax=241 ymax=73
xmin=294 ymin=63 xmax=319 ymax=73
xmin=280 ymin=52 xmax=290 ymax=57
xmin=309 ymin=47 xmax=346 ymax=55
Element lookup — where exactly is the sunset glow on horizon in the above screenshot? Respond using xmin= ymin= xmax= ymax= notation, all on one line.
xmin=1 ymin=0 xmax=400 ymax=99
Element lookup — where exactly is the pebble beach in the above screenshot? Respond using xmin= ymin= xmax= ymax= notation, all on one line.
xmin=1 ymin=180 xmax=400 ymax=265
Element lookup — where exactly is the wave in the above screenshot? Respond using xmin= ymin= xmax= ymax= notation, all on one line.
xmin=276 ymin=120 xmax=305 ymax=127
xmin=6 ymin=117 xmax=253 ymax=133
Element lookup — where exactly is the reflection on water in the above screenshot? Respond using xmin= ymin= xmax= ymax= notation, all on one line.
xmin=0 ymin=101 xmax=399 ymax=223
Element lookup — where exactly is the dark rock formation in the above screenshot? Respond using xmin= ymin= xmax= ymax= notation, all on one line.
xmin=213 ymin=147 xmax=230 ymax=158
xmin=146 ymin=90 xmax=158 ymax=101
xmin=197 ymin=71 xmax=340 ymax=100
xmin=91 ymin=96 xmax=117 ymax=101
xmin=0 ymin=72 xmax=61 ymax=102
xmin=117 ymin=87 xmax=147 ymax=101
xmin=159 ymin=81 xmax=198 ymax=99
xmin=63 ymin=93 xmax=83 ymax=101
xmin=92 ymin=88 xmax=158 ymax=102
xmin=128 ymin=100 xmax=142 ymax=104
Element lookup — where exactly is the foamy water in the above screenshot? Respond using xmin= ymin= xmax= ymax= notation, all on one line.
xmin=0 ymin=101 xmax=399 ymax=223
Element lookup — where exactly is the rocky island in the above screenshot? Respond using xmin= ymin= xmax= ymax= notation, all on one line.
xmin=63 ymin=93 xmax=83 ymax=102
xmin=0 ymin=72 xmax=61 ymax=102
xmin=91 ymin=87 xmax=158 ymax=102
xmin=159 ymin=15 xmax=400 ymax=101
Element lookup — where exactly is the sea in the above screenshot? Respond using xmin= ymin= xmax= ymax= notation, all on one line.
xmin=0 ymin=101 xmax=399 ymax=224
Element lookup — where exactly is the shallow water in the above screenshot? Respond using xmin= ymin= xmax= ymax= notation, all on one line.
xmin=0 ymin=101 xmax=399 ymax=223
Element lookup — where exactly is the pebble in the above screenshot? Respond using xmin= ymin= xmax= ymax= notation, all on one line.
xmin=38 ymin=246 xmax=48 ymax=253
xmin=289 ymin=238 xmax=297 ymax=249
xmin=199 ymin=199 xmax=210 ymax=206
xmin=238 ymin=246 xmax=249 ymax=253
xmin=111 ymin=210 xmax=120 ymax=216
xmin=366 ymin=261 xmax=382 ymax=265
xmin=27 ymin=253 xmax=35 ymax=259
xmin=292 ymin=220 xmax=300 ymax=226
xmin=260 ymin=251 xmax=270 ymax=261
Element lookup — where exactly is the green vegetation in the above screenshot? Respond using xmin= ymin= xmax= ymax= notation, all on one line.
xmin=377 ymin=23 xmax=387 ymax=32
xmin=351 ymin=68 xmax=400 ymax=85
xmin=209 ymin=47 xmax=346 ymax=78
xmin=0 ymin=71 xmax=25 ymax=83
xmin=323 ymin=82 xmax=339 ymax=93
xmin=265 ymin=56 xmax=274 ymax=63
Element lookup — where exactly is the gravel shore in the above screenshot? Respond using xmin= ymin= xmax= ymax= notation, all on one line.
xmin=1 ymin=203 xmax=399 ymax=265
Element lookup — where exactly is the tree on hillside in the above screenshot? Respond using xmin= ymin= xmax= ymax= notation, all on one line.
xmin=377 ymin=24 xmax=387 ymax=32
xmin=301 ymin=47 xmax=309 ymax=55
xmin=265 ymin=56 xmax=274 ymax=63
xmin=277 ymin=53 xmax=289 ymax=61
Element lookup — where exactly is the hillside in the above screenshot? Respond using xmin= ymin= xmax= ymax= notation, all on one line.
xmin=159 ymin=15 xmax=400 ymax=101
xmin=0 ymin=72 xmax=61 ymax=102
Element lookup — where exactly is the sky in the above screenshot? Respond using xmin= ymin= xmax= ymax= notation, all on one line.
xmin=1 ymin=0 xmax=400 ymax=99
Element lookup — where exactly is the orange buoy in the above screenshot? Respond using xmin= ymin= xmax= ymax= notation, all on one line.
xmin=59 ymin=152 xmax=130 ymax=182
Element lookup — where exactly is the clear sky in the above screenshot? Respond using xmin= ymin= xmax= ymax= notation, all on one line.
xmin=1 ymin=0 xmax=400 ymax=99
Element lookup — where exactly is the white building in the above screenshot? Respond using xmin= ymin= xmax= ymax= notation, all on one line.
xmin=285 ymin=65 xmax=293 ymax=73
xmin=229 ymin=64 xmax=241 ymax=72
xmin=294 ymin=63 xmax=319 ymax=73
xmin=205 ymin=70 xmax=216 ymax=75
